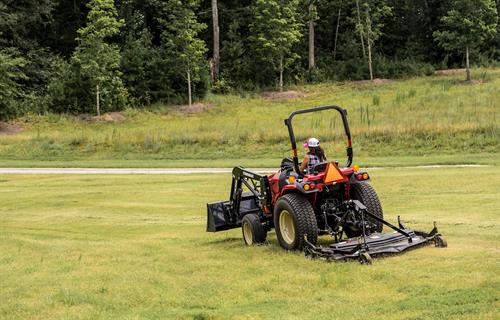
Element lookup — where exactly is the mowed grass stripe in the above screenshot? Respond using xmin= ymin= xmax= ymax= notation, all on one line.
xmin=0 ymin=167 xmax=499 ymax=319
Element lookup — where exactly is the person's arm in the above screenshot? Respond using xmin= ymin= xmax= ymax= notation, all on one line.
xmin=299 ymin=155 xmax=309 ymax=173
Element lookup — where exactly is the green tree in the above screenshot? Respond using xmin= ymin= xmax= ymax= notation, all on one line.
xmin=159 ymin=0 xmax=207 ymax=106
xmin=433 ymin=0 xmax=498 ymax=81
xmin=250 ymin=0 xmax=302 ymax=91
xmin=121 ymin=10 xmax=158 ymax=106
xmin=355 ymin=0 xmax=392 ymax=80
xmin=0 ymin=49 xmax=27 ymax=120
xmin=72 ymin=0 xmax=128 ymax=114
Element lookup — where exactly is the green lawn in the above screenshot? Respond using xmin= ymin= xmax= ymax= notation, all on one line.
xmin=1 ymin=69 xmax=498 ymax=167
xmin=1 ymin=167 xmax=499 ymax=319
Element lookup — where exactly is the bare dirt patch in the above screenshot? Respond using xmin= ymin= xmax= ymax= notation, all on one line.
xmin=261 ymin=90 xmax=306 ymax=100
xmin=0 ymin=122 xmax=24 ymax=135
xmin=435 ymin=68 xmax=466 ymax=76
xmin=177 ymin=103 xmax=213 ymax=114
xmin=352 ymin=78 xmax=393 ymax=85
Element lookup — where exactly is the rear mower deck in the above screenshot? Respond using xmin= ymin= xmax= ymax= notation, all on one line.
xmin=304 ymin=225 xmax=447 ymax=264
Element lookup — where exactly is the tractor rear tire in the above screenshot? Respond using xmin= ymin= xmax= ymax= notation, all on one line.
xmin=350 ymin=182 xmax=384 ymax=235
xmin=274 ymin=193 xmax=318 ymax=250
xmin=241 ymin=214 xmax=267 ymax=245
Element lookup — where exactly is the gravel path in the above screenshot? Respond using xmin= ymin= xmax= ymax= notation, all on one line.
xmin=0 ymin=165 xmax=488 ymax=174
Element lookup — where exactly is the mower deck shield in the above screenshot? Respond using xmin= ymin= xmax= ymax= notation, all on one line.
xmin=304 ymin=226 xmax=443 ymax=262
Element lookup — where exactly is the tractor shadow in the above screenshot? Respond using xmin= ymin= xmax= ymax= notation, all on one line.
xmin=205 ymin=237 xmax=243 ymax=249
xmin=206 ymin=233 xmax=335 ymax=249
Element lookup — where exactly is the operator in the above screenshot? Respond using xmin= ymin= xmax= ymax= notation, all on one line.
xmin=299 ymin=137 xmax=327 ymax=174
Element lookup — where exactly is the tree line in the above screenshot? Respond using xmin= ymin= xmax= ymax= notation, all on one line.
xmin=0 ymin=0 xmax=498 ymax=120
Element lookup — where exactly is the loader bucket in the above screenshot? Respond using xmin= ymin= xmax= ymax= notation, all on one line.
xmin=206 ymin=200 xmax=236 ymax=232
xmin=207 ymin=187 xmax=265 ymax=233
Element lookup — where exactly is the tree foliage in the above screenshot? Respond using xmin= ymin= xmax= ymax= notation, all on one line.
xmin=434 ymin=0 xmax=498 ymax=52
xmin=0 ymin=49 xmax=27 ymax=120
xmin=0 ymin=0 xmax=498 ymax=118
xmin=434 ymin=0 xmax=498 ymax=80
xmin=71 ymin=0 xmax=128 ymax=113
xmin=249 ymin=0 xmax=302 ymax=90
xmin=159 ymin=0 xmax=208 ymax=105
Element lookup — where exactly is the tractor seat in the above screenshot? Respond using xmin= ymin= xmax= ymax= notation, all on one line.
xmin=310 ymin=161 xmax=329 ymax=174
xmin=280 ymin=158 xmax=294 ymax=172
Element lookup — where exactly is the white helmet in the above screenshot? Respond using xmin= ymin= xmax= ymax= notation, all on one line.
xmin=305 ymin=137 xmax=320 ymax=148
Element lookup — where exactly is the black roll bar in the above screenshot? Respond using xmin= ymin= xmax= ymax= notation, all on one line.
xmin=284 ymin=105 xmax=353 ymax=175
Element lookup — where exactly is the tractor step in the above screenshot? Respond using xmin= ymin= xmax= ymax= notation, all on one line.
xmin=304 ymin=226 xmax=446 ymax=263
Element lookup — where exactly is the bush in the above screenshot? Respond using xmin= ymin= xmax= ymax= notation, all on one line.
xmin=211 ymin=78 xmax=232 ymax=94
xmin=374 ymin=57 xmax=435 ymax=78
xmin=0 ymin=49 xmax=27 ymax=120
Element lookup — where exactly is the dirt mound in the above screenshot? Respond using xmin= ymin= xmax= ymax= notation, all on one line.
xmin=352 ymin=78 xmax=393 ymax=85
xmin=177 ymin=103 xmax=212 ymax=114
xmin=261 ymin=90 xmax=306 ymax=100
xmin=435 ymin=69 xmax=466 ymax=76
xmin=78 ymin=112 xmax=126 ymax=122
xmin=93 ymin=112 xmax=126 ymax=122
xmin=0 ymin=122 xmax=24 ymax=135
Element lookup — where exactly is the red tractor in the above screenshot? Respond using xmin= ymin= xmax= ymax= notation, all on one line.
xmin=207 ymin=105 xmax=446 ymax=263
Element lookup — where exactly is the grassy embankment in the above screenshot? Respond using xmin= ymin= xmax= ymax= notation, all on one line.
xmin=1 ymin=167 xmax=499 ymax=319
xmin=0 ymin=69 xmax=498 ymax=168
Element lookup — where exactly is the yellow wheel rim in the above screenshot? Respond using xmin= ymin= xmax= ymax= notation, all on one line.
xmin=279 ymin=210 xmax=295 ymax=245
xmin=243 ymin=222 xmax=253 ymax=245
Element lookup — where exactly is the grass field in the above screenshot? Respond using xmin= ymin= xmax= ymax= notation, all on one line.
xmin=1 ymin=167 xmax=499 ymax=319
xmin=0 ymin=69 xmax=498 ymax=167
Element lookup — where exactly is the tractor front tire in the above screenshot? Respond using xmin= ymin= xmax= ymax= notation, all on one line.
xmin=350 ymin=182 xmax=384 ymax=234
xmin=274 ymin=193 xmax=318 ymax=250
xmin=241 ymin=214 xmax=267 ymax=245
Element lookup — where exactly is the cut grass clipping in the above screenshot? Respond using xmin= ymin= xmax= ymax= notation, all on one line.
xmin=1 ymin=167 xmax=499 ymax=319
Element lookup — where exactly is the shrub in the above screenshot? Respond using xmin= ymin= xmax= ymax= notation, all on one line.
xmin=0 ymin=49 xmax=27 ymax=120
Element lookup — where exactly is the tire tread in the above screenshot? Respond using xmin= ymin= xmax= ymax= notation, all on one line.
xmin=274 ymin=193 xmax=318 ymax=250
xmin=352 ymin=182 xmax=384 ymax=232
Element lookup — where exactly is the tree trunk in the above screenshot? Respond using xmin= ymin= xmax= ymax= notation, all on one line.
xmin=96 ymin=84 xmax=100 ymax=116
xmin=367 ymin=39 xmax=373 ymax=81
xmin=308 ymin=3 xmax=315 ymax=70
xmin=333 ymin=8 xmax=341 ymax=61
xmin=187 ymin=65 xmax=192 ymax=107
xmin=279 ymin=54 xmax=284 ymax=92
xmin=356 ymin=0 xmax=366 ymax=57
xmin=211 ymin=0 xmax=220 ymax=83
xmin=466 ymin=45 xmax=471 ymax=81
xmin=365 ymin=6 xmax=373 ymax=81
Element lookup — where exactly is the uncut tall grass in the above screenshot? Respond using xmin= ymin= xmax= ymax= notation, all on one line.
xmin=0 ymin=70 xmax=498 ymax=162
